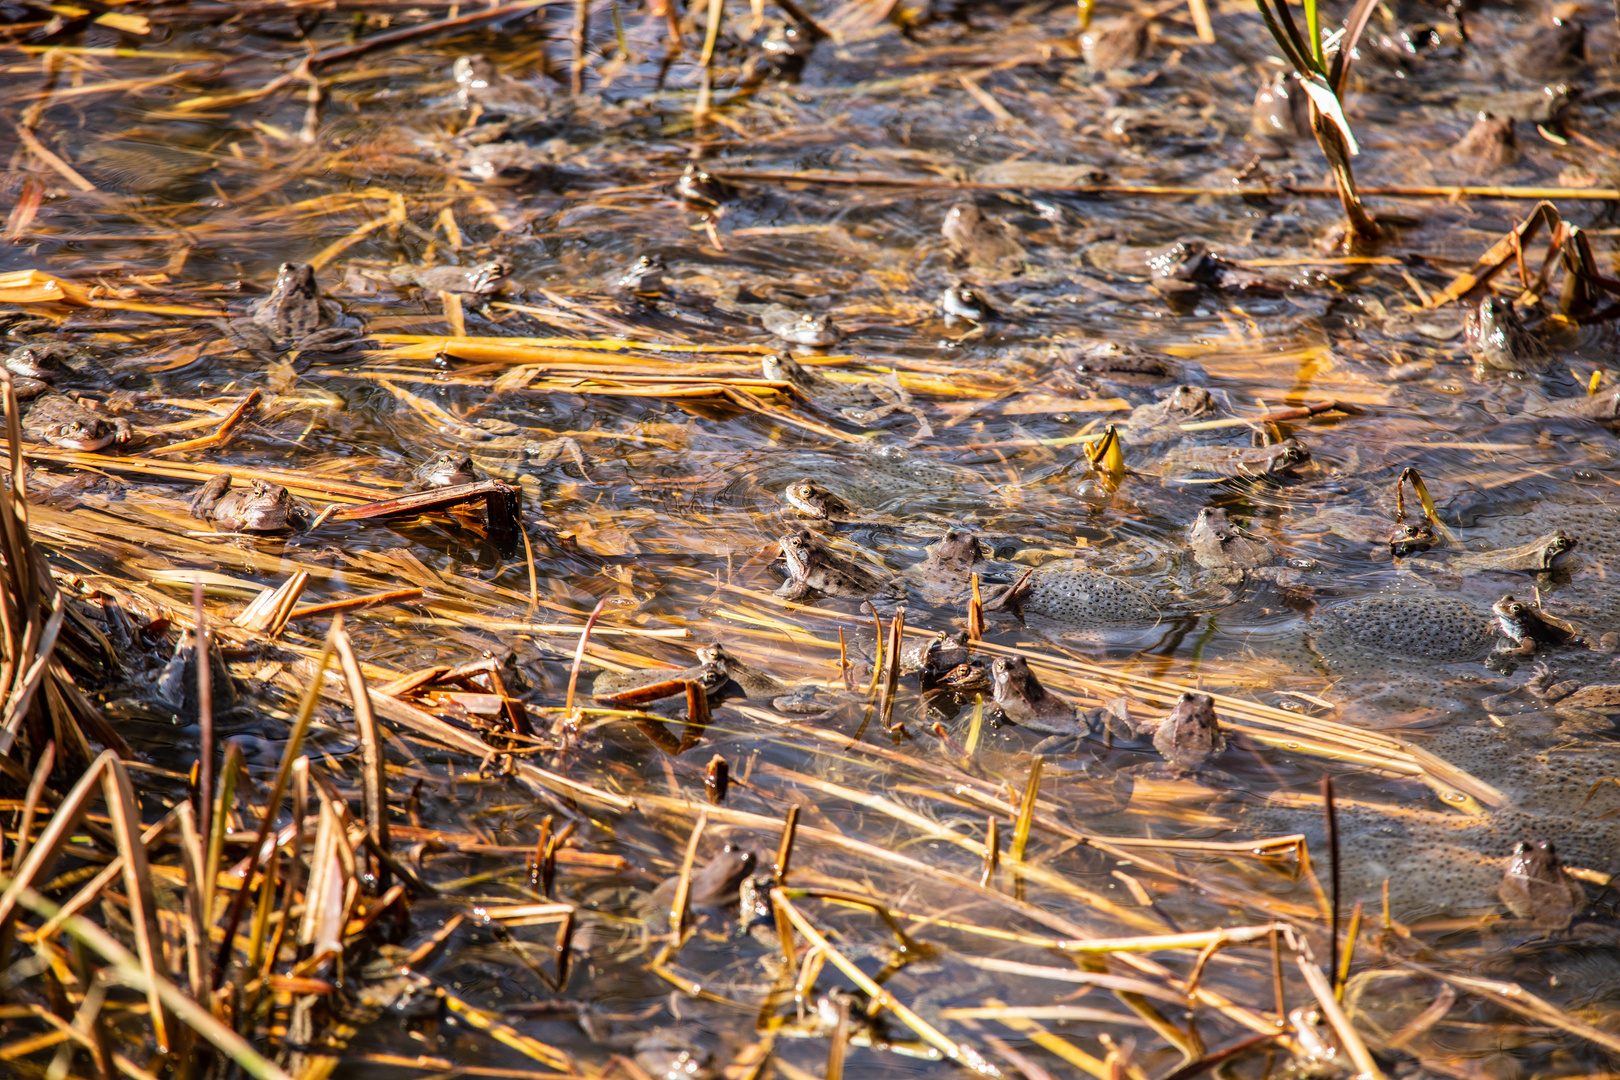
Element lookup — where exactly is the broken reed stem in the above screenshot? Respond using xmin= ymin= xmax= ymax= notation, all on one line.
xmin=193 ymin=583 xmax=213 ymax=860
xmin=212 ymin=624 xmax=337 ymax=990
xmin=332 ymin=626 xmax=391 ymax=892
xmin=668 ymin=809 xmax=708 ymax=943
xmin=694 ymin=0 xmax=724 ymax=127
xmin=562 ymin=596 xmax=610 ymax=726
xmin=1010 ymin=756 xmax=1043 ymax=903
xmin=570 ymin=0 xmax=589 ymax=94
xmin=981 ymin=817 xmax=1000 ymax=888
xmin=1322 ymin=775 xmax=1341 ymax=991
xmin=967 ymin=574 xmax=985 ymax=641
xmin=774 ymin=804 xmax=801 ymax=881
xmin=880 ymin=609 xmax=904 ymax=732
xmin=1270 ymin=927 xmax=1286 ymax=1025
xmin=1336 ymin=900 xmax=1362 ymax=1000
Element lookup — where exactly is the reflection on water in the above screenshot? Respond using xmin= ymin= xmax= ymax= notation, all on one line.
xmin=5 ymin=0 xmax=1620 ymax=1075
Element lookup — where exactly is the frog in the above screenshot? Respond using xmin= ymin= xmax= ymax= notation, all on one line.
xmin=188 ymin=474 xmax=312 ymax=534
xmin=1158 ymin=439 xmax=1311 ymax=483
xmin=761 ymin=353 xmax=930 ymax=436
xmin=1511 ymin=19 xmax=1585 ymax=83
xmin=613 ymin=253 xmax=666 ymax=294
xmin=1446 ymin=531 xmax=1576 ymax=576
xmin=1292 ymin=506 xmax=1438 ymax=559
xmin=941 ymin=203 xmax=1026 ymax=270
xmin=410 ymin=451 xmax=480 ymax=490
xmin=1143 ymin=691 xmax=1226 ymax=772
xmin=775 ymin=530 xmax=886 ymax=602
xmin=938 ymin=285 xmax=996 ymax=326
xmin=632 ymin=1027 xmax=720 ymax=1080
xmin=1524 ymin=662 xmax=1620 ymax=732
xmin=647 ymin=843 xmax=757 ymax=926
xmin=900 ymin=529 xmax=989 ymax=604
xmin=1492 ymin=595 xmax=1581 ymax=659
xmin=1449 ymin=113 xmax=1517 ymax=174
xmin=1185 ymin=506 xmax=1286 ymax=588
xmin=674 ymin=164 xmax=733 ymax=213
xmin=5 ymin=345 xmax=66 ymax=399
xmin=21 ymin=393 xmax=131 ymax=452
xmin=452 ymin=54 xmax=547 ymax=118
xmin=983 ymin=567 xmax=1160 ymax=624
xmin=760 ymin=305 xmax=842 ymax=348
xmin=740 ymin=20 xmax=816 ymax=85
xmin=216 ymin=262 xmax=364 ymax=359
xmin=1454 ymin=84 xmax=1575 ymax=127
xmin=1464 ymin=295 xmax=1547 ymax=374
xmin=457 ymin=142 xmax=555 ymax=186
xmin=782 ymin=479 xmax=860 ymax=521
xmin=154 ymin=625 xmax=239 ymax=721
xmin=388 ymin=260 xmax=508 ymax=295
xmin=1499 ymin=840 xmax=1586 ymax=930
xmin=592 ymin=643 xmax=790 ymax=706
xmin=1521 ymin=383 xmax=1620 ymax=422
xmin=1120 ymin=385 xmax=1215 ymax=444
xmin=1080 ymin=14 xmax=1149 ymax=71
xmin=989 ymin=655 xmax=1088 ymax=736
xmin=903 ymin=630 xmax=975 ymax=686
xmin=1250 ymin=72 xmax=1310 ymax=152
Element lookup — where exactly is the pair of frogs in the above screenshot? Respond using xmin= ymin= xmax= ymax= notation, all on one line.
xmin=186 ymin=451 xmax=480 ymax=534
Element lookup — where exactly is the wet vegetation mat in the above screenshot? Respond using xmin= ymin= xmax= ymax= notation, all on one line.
xmin=6 ymin=0 xmax=1620 ymax=1076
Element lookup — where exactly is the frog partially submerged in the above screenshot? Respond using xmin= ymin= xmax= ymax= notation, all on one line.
xmin=410 ymin=451 xmax=480 ymax=490
xmin=989 ymin=655 xmax=1086 ymax=736
xmin=21 ymin=393 xmax=132 ymax=452
xmin=1492 ymin=595 xmax=1582 ymax=659
xmin=938 ymin=285 xmax=996 ymax=327
xmin=1119 ymin=385 xmax=1215 ymax=444
xmin=1080 ymin=13 xmax=1149 ymax=71
xmin=1526 ymin=663 xmax=1620 ymax=732
xmin=5 ymin=345 xmax=68 ymax=400
xmin=762 ymin=353 xmax=930 ymax=436
xmin=216 ymin=262 xmax=364 ymax=359
xmin=1511 ymin=19 xmax=1585 ymax=83
xmin=674 ymin=164 xmax=734 ymax=213
xmin=900 ymin=529 xmax=987 ymax=604
xmin=388 ymin=259 xmax=509 ymax=296
xmin=1186 ymin=507 xmax=1297 ymax=588
xmin=1143 ymin=691 xmax=1227 ymax=772
xmin=1450 ymin=113 xmax=1518 ymax=174
xmin=1159 ymin=439 xmax=1311 ymax=483
xmin=1464 ymin=296 xmax=1546 ymax=374
xmin=614 ymin=253 xmax=667 ymax=294
xmin=1500 ymin=840 xmax=1586 ymax=930
xmin=760 ymin=305 xmax=842 ymax=348
xmin=593 ymin=643 xmax=803 ymax=709
xmin=452 ymin=54 xmax=547 ymax=119
xmin=1447 ymin=531 xmax=1576 ymax=576
xmin=1521 ymin=384 xmax=1620 ymax=422
xmin=188 ymin=474 xmax=312 ymax=533
xmin=775 ymin=531 xmax=886 ymax=602
xmin=645 ymin=843 xmax=757 ymax=934
xmin=1251 ymin=72 xmax=1310 ymax=153
xmin=941 ymin=203 xmax=1026 ymax=270
xmin=782 ymin=479 xmax=860 ymax=521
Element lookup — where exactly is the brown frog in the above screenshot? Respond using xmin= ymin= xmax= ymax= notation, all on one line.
xmin=760 ymin=305 xmax=842 ymax=348
xmin=762 ymin=353 xmax=930 ymax=436
xmin=1250 ymin=72 xmax=1310 ymax=151
xmin=941 ymin=203 xmax=1026 ymax=269
xmin=1464 ymin=296 xmax=1546 ymax=373
xmin=1145 ymin=691 xmax=1226 ymax=772
xmin=188 ymin=474 xmax=311 ymax=533
xmin=5 ymin=345 xmax=66 ymax=399
xmin=21 ymin=393 xmax=131 ymax=452
xmin=452 ymin=54 xmax=547 ymax=117
xmin=989 ymin=656 xmax=1086 ymax=736
xmin=1522 ymin=383 xmax=1620 ymax=422
xmin=904 ymin=630 xmax=977 ymax=687
xmin=646 ymin=844 xmax=757 ymax=932
xmin=1186 ymin=507 xmax=1277 ymax=585
xmin=217 ymin=263 xmax=364 ymax=359
xmin=783 ymin=480 xmax=859 ymax=521
xmin=410 ymin=451 xmax=480 ymax=489
xmin=389 ymin=260 xmax=509 ymax=295
xmin=938 ymin=285 xmax=996 ymax=327
xmin=1499 ymin=840 xmax=1585 ymax=930
xmin=775 ymin=531 xmax=885 ymax=602
xmin=1492 ymin=595 xmax=1581 ymax=658
xmin=614 ymin=253 xmax=667 ymax=294
xmin=1159 ymin=439 xmax=1311 ymax=482
xmin=1526 ymin=663 xmax=1620 ymax=731
xmin=903 ymin=529 xmax=986 ymax=603
xmin=1080 ymin=14 xmax=1150 ymax=70
xmin=1449 ymin=113 xmax=1518 ymax=174
xmin=1447 ymin=531 xmax=1576 ymax=576
xmin=1512 ymin=19 xmax=1585 ymax=83
xmin=675 ymin=164 xmax=734 ymax=213
xmin=1121 ymin=385 xmax=1215 ymax=444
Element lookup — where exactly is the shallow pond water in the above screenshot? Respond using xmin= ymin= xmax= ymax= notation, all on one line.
xmin=5 ymin=0 xmax=1620 ymax=1076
